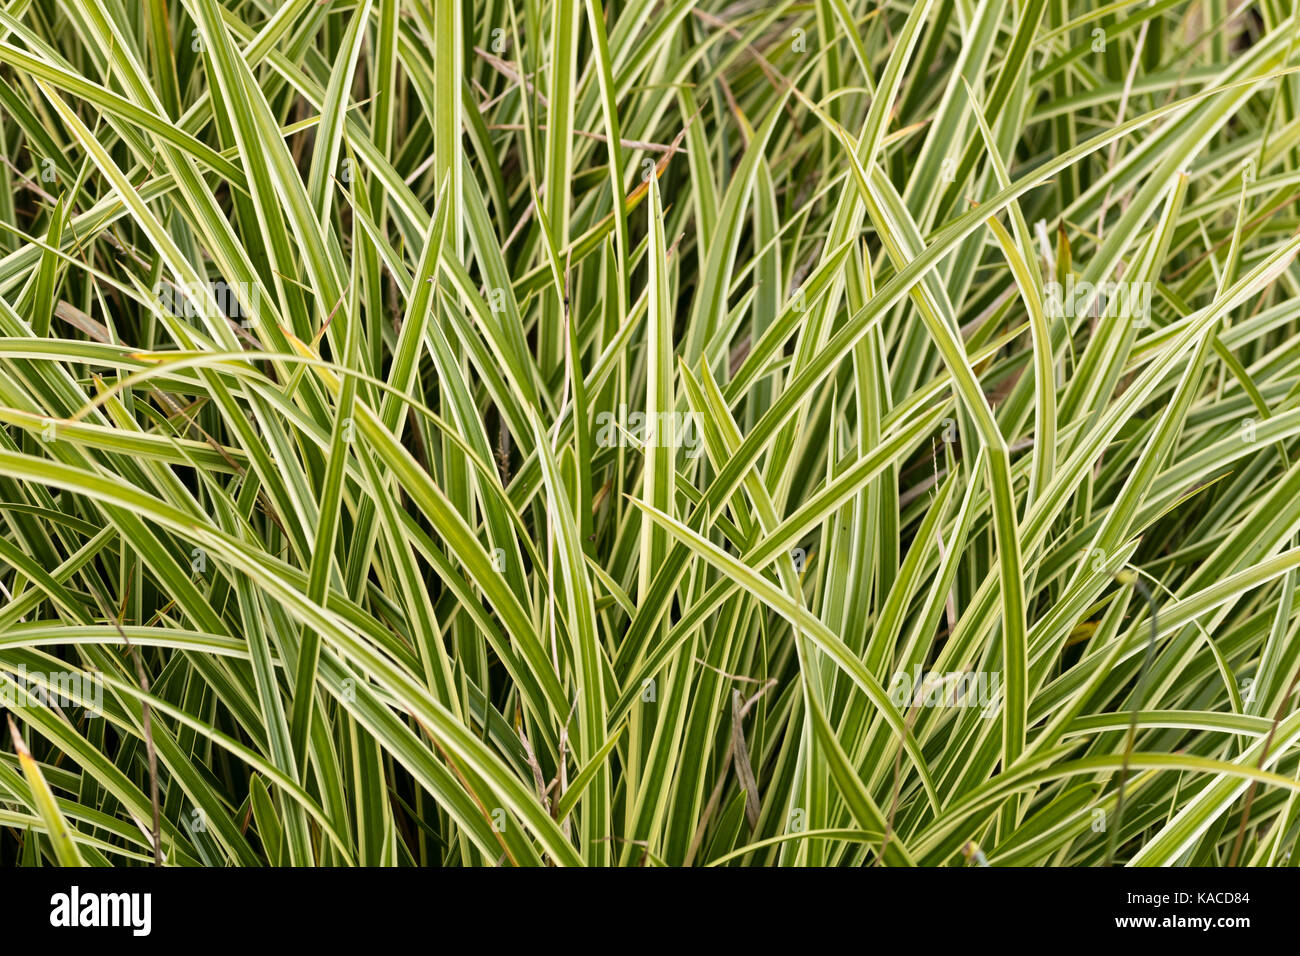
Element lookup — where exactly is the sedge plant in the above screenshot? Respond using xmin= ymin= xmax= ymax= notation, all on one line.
xmin=0 ymin=0 xmax=1299 ymax=867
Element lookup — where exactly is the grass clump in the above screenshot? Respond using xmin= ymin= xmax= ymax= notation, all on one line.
xmin=1 ymin=0 xmax=1300 ymax=867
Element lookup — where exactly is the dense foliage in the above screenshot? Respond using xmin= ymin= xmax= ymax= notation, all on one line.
xmin=1 ymin=0 xmax=1300 ymax=866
